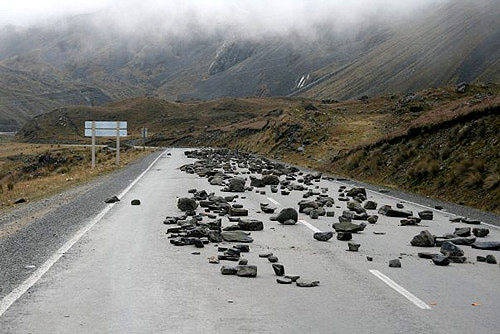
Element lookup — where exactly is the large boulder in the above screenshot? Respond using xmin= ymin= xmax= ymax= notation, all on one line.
xmin=276 ymin=208 xmax=298 ymax=224
xmin=250 ymin=178 xmax=266 ymax=188
xmin=410 ymin=230 xmax=435 ymax=247
xmin=177 ymin=198 xmax=198 ymax=211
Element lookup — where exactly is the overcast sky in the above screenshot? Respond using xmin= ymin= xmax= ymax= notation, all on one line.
xmin=0 ymin=0 xmax=448 ymax=38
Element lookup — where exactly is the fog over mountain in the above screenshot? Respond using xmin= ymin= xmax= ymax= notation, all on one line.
xmin=1 ymin=0 xmax=499 ymax=131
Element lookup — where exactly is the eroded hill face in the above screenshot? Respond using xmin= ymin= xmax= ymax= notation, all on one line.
xmin=1 ymin=0 xmax=500 ymax=131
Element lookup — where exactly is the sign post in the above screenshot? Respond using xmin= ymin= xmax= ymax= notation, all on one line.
xmin=141 ymin=127 xmax=148 ymax=151
xmin=91 ymin=121 xmax=96 ymax=169
xmin=85 ymin=121 xmax=127 ymax=168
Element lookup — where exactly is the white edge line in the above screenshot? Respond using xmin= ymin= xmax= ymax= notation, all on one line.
xmin=335 ymin=180 xmax=500 ymax=230
xmin=267 ymin=197 xmax=281 ymax=206
xmin=0 ymin=149 xmax=167 ymax=318
xmin=298 ymin=219 xmax=322 ymax=233
xmin=369 ymin=270 xmax=431 ymax=310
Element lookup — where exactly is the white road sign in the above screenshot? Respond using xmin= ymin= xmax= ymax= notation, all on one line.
xmin=84 ymin=121 xmax=127 ymax=137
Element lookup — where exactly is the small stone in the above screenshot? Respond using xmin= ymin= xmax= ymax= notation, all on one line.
xmin=418 ymin=210 xmax=434 ymax=220
xmin=238 ymin=259 xmax=248 ymax=265
xmin=432 ymin=255 xmax=450 ymax=266
xmin=284 ymin=275 xmax=300 ymax=282
xmin=236 ymin=265 xmax=257 ymax=277
xmin=472 ymin=228 xmax=490 ymax=238
xmin=131 ymin=199 xmax=141 ymax=205
xmin=326 ymin=211 xmax=335 ymax=217
xmin=396 ymin=203 xmax=404 ymax=209
xmin=367 ymin=215 xmax=379 ymax=224
xmin=220 ymin=266 xmax=237 ymax=275
xmin=477 ymin=256 xmax=487 ymax=262
xmin=296 ymin=279 xmax=320 ymax=287
xmin=259 ymin=252 xmax=273 ymax=258
xmin=104 ymin=196 xmax=120 ymax=203
xmin=363 ymin=201 xmax=378 ymax=210
xmin=486 ymin=255 xmax=497 ymax=264
xmin=234 ymin=244 xmax=250 ymax=252
xmin=337 ymin=232 xmax=352 ymax=241
xmin=347 ymin=242 xmax=360 ymax=252
xmin=313 ymin=231 xmax=334 ymax=241
xmin=268 ymin=255 xmax=279 ymax=263
xmin=389 ymin=259 xmax=401 ymax=268
xmin=177 ymin=198 xmax=198 ymax=211
xmin=454 ymin=227 xmax=471 ymax=237
xmin=276 ymin=208 xmax=298 ymax=224
xmin=277 ymin=277 xmax=293 ymax=284
xmin=418 ymin=252 xmax=438 ymax=259
xmin=192 ymin=252 xmax=201 ymax=255
xmin=366 ymin=256 xmax=373 ymax=262
xmin=440 ymin=241 xmax=464 ymax=257
xmin=14 ymin=198 xmax=26 ymax=204
xmin=272 ymin=263 xmax=285 ymax=276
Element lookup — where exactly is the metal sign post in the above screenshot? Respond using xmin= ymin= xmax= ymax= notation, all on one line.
xmin=85 ymin=121 xmax=127 ymax=168
xmin=141 ymin=127 xmax=148 ymax=152
xmin=91 ymin=121 xmax=96 ymax=168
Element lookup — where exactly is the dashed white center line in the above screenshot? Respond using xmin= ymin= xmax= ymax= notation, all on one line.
xmin=369 ymin=270 xmax=431 ymax=310
xmin=298 ymin=219 xmax=322 ymax=233
xmin=267 ymin=197 xmax=281 ymax=206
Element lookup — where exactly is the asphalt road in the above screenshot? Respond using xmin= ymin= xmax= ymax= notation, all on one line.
xmin=0 ymin=148 xmax=499 ymax=333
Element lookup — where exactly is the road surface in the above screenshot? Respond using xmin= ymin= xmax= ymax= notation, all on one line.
xmin=0 ymin=148 xmax=499 ymax=333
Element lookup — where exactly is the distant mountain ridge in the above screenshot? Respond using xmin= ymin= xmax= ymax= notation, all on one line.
xmin=1 ymin=0 xmax=499 ymax=131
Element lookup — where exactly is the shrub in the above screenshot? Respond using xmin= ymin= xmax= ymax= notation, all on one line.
xmin=7 ymin=182 xmax=14 ymax=191
xmin=484 ymin=172 xmax=500 ymax=190
xmin=463 ymin=170 xmax=484 ymax=189
xmin=408 ymin=159 xmax=440 ymax=181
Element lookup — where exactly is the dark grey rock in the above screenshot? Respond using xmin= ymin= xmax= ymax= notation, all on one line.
xmin=454 ymin=227 xmax=471 ymax=237
xmin=221 ymin=266 xmax=237 ymax=275
xmin=313 ymin=231 xmax=334 ymax=241
xmin=347 ymin=242 xmax=360 ymax=252
xmin=332 ymin=221 xmax=366 ymax=233
xmin=296 ymin=279 xmax=320 ymax=287
xmin=272 ymin=263 xmax=285 ymax=276
xmin=262 ymin=175 xmax=280 ymax=185
xmin=440 ymin=241 xmax=464 ymax=257
xmin=410 ymin=230 xmax=435 ymax=247
xmin=432 ymin=255 xmax=450 ymax=266
xmin=105 ymin=196 xmax=120 ymax=203
xmin=239 ymin=259 xmax=248 ymax=265
xmin=363 ymin=201 xmax=378 ymax=210
xmin=418 ymin=252 xmax=439 ymax=259
xmin=435 ymin=236 xmax=476 ymax=246
xmin=228 ymin=177 xmax=246 ymax=192
xmin=236 ymin=265 xmax=257 ymax=277
xmin=277 ymin=277 xmax=292 ymax=284
xmin=471 ymin=241 xmax=500 ymax=250
xmin=237 ymin=219 xmax=264 ymax=231
xmin=177 ymin=198 xmax=198 ymax=211
xmin=367 ymin=215 xmax=379 ymax=224
xmin=276 ymin=208 xmax=298 ymax=224
xmin=337 ymin=232 xmax=352 ymax=241
xmin=389 ymin=259 xmax=401 ymax=267
xmin=268 ymin=255 xmax=279 ymax=263
xmin=250 ymin=178 xmax=266 ymax=188
xmin=221 ymin=231 xmax=254 ymax=243
xmin=477 ymin=256 xmax=487 ymax=262
xmin=229 ymin=207 xmax=249 ymax=216
xmin=131 ymin=199 xmax=141 ymax=205
xmin=486 ymin=255 xmax=497 ymax=264
xmin=378 ymin=205 xmax=412 ymax=217
xmin=472 ymin=228 xmax=490 ymax=238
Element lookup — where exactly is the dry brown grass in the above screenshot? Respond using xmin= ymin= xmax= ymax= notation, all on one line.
xmin=0 ymin=138 xmax=151 ymax=210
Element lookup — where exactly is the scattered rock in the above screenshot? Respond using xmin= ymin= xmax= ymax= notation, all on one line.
xmin=418 ymin=252 xmax=438 ymax=259
xmin=388 ymin=259 xmax=401 ymax=268
xmin=272 ymin=264 xmax=285 ymax=276
xmin=337 ymin=232 xmax=352 ymax=241
xmin=276 ymin=208 xmax=298 ymax=224
xmin=104 ymin=196 xmax=120 ymax=203
xmin=363 ymin=201 xmax=378 ymax=210
xmin=313 ymin=231 xmax=334 ymax=241
xmin=296 ymin=279 xmax=320 ymax=287
xmin=486 ymin=255 xmax=497 ymax=264
xmin=367 ymin=215 xmax=379 ymax=224
xmin=410 ymin=230 xmax=435 ymax=247
xmin=221 ymin=231 xmax=254 ymax=243
xmin=347 ymin=242 xmax=360 ymax=252
xmin=268 ymin=255 xmax=279 ymax=263
xmin=221 ymin=266 xmax=237 ymax=275
xmin=131 ymin=199 xmax=141 ymax=205
xmin=228 ymin=177 xmax=246 ymax=192
xmin=472 ymin=228 xmax=489 ymax=238
xmin=378 ymin=205 xmax=412 ymax=217
xmin=418 ymin=210 xmax=434 ymax=220
xmin=454 ymin=227 xmax=471 ymax=237
xmin=236 ymin=265 xmax=257 ymax=277
xmin=440 ymin=241 xmax=464 ymax=257
xmin=471 ymin=241 xmax=500 ymax=250
xmin=332 ymin=221 xmax=366 ymax=233
xmin=277 ymin=277 xmax=292 ymax=284
xmin=177 ymin=198 xmax=198 ymax=211
xmin=432 ymin=255 xmax=450 ymax=266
